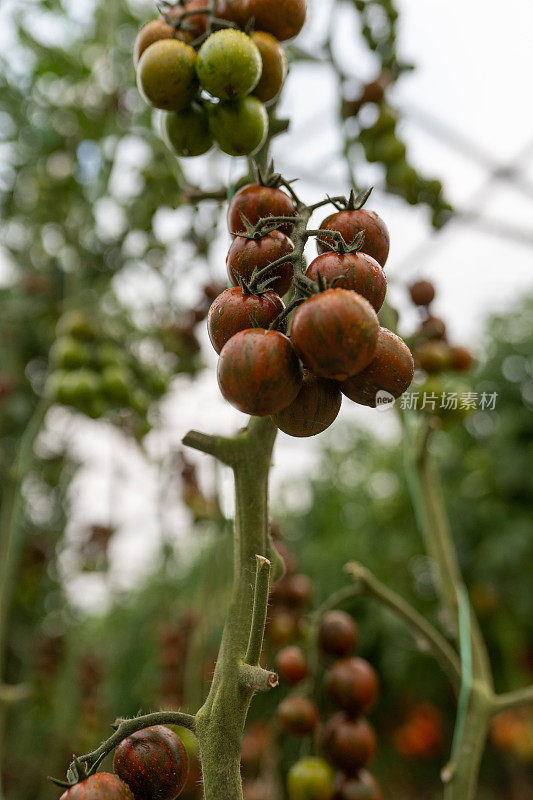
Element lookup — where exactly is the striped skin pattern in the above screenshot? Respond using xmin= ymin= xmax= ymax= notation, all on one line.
xmin=227 ymin=230 xmax=294 ymax=296
xmin=271 ymin=372 xmax=341 ymax=437
xmin=59 ymin=774 xmax=134 ymax=800
xmin=306 ymin=252 xmax=387 ymax=312
xmin=322 ymin=713 xmax=377 ymax=774
xmin=340 ymin=327 xmax=414 ymax=407
xmin=217 ymin=328 xmax=303 ymax=415
xmin=227 ymin=184 xmax=297 ymax=237
xmin=317 ymin=209 xmax=390 ymax=267
xmin=290 ymin=289 xmax=379 ymax=381
xmin=113 ymin=725 xmax=188 ymax=800
xmin=208 ymin=286 xmax=284 ymax=354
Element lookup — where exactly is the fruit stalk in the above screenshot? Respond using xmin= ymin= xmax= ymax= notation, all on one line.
xmin=183 ymin=416 xmax=278 ymax=800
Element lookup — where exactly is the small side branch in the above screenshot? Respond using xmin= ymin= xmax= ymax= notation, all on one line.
xmin=244 ymin=556 xmax=271 ymax=665
xmin=239 ymin=664 xmax=278 ymax=693
xmin=494 ymin=685 xmax=533 ymax=713
xmin=182 ymin=430 xmax=238 ymax=467
xmin=78 ymin=710 xmax=196 ymax=769
xmin=344 ymin=562 xmax=461 ymax=693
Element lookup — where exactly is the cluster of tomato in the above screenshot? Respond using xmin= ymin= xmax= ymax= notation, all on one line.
xmin=45 ymin=310 xmax=168 ymax=435
xmin=134 ymin=0 xmax=306 ymax=158
xmin=408 ymin=279 xmax=476 ymax=422
xmin=207 ymin=174 xmax=414 ymax=432
xmin=59 ymin=725 xmax=190 ymax=800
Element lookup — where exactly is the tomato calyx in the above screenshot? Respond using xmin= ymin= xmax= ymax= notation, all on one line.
xmin=49 ymin=754 xmax=104 ymax=788
xmin=328 ymin=187 xmax=373 ymax=212
xmin=316 ymin=229 xmax=365 ymax=256
xmin=233 ymin=270 xmax=280 ymax=297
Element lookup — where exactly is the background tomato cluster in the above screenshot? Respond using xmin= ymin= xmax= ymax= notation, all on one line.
xmin=1 ymin=0 xmax=533 ymax=798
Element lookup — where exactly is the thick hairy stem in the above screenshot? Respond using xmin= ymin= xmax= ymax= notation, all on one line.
xmin=344 ymin=563 xmax=461 ymax=693
xmin=186 ymin=417 xmax=277 ymax=800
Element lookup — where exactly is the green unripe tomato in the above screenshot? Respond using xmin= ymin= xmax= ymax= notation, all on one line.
xmin=56 ymin=310 xmax=97 ymax=340
xmin=55 ymin=369 xmax=101 ymax=408
xmin=137 ymin=39 xmax=198 ymax=111
xmin=196 ymin=30 xmax=262 ymax=100
xmin=208 ymin=96 xmax=268 ymax=156
xmin=50 ymin=336 xmax=91 ymax=369
xmin=101 ymin=365 xmax=133 ymax=403
xmin=163 ymin=104 xmax=213 ymax=157
xmin=287 ymin=757 xmax=334 ymax=800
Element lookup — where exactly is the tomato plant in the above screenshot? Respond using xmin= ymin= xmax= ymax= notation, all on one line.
xmin=207 ymin=287 xmax=284 ymax=354
xmin=287 ymin=758 xmax=334 ymax=800
xmin=59 ymin=775 xmax=134 ymax=800
xmin=163 ymin=105 xmax=213 ymax=157
xmin=196 ymin=30 xmax=262 ymax=100
xmin=227 ymin=182 xmax=297 ymax=237
xmin=137 ymin=40 xmax=198 ymax=111
xmin=319 ymin=611 xmax=359 ymax=657
xmin=251 ymin=32 xmax=288 ymax=104
xmin=208 ymin=96 xmax=268 ymax=156
xmin=271 ymin=372 xmax=341 ymax=437
xmin=226 ymin=230 xmax=294 ymax=295
xmin=114 ymin=726 xmax=188 ymax=800
xmin=306 ymin=251 xmax=387 ymax=312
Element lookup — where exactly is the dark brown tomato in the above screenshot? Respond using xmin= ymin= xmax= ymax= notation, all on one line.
xmin=113 ymin=725 xmax=188 ymax=800
xmin=290 ymin=289 xmax=379 ymax=381
xmin=161 ymin=0 xmax=209 ymax=41
xmin=280 ymin=573 xmax=314 ymax=607
xmin=306 ymin=252 xmax=386 ymax=312
xmin=227 ymin=183 xmax=297 ymax=237
xmin=134 ymin=20 xmax=177 ymax=67
xmin=251 ymin=31 xmax=288 ymax=105
xmin=337 ymin=771 xmax=383 ymax=800
xmin=245 ymin=0 xmax=307 ymax=40
xmin=217 ymin=328 xmax=302 ymax=416
xmin=449 ymin=345 xmax=473 ymax=372
xmin=420 ymin=315 xmax=446 ymax=340
xmin=207 ymin=287 xmax=283 ymax=354
xmin=340 ymin=327 xmax=413 ymax=407
xmin=215 ymin=0 xmax=250 ymax=26
xmin=317 ymin=210 xmax=389 ymax=267
xmin=409 ymin=279 xmax=435 ymax=307
xmin=276 ymin=646 xmax=308 ymax=684
xmin=322 ymin=713 xmax=376 ymax=773
xmin=272 ymin=372 xmax=341 ymax=437
xmin=319 ymin=611 xmax=358 ymax=657
xmin=60 ymin=775 xmax=134 ymax=800
xmin=227 ymin=230 xmax=294 ymax=296
xmin=278 ymin=695 xmax=319 ymax=736
xmin=266 ymin=607 xmax=300 ymax=644
xmin=324 ymin=657 xmax=379 ymax=716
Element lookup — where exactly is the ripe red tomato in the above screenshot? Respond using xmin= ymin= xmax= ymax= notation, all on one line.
xmin=337 ymin=771 xmax=383 ymax=800
xmin=322 ymin=713 xmax=376 ymax=773
xmin=306 ymin=252 xmax=386 ymax=312
xmin=227 ymin=183 xmax=297 ymax=237
xmin=271 ymin=371 xmax=341 ymax=437
xmin=217 ymin=329 xmax=302 ymax=415
xmin=409 ymin=279 xmax=435 ymax=307
xmin=134 ymin=20 xmax=177 ymax=67
xmin=113 ymin=725 xmax=188 ymax=800
xmin=340 ymin=327 xmax=414 ymax=407
xmin=290 ymin=289 xmax=379 ymax=381
xmin=287 ymin=757 xmax=334 ymax=800
xmin=207 ymin=287 xmax=283 ymax=354
xmin=246 ymin=0 xmax=307 ymax=40
xmin=449 ymin=345 xmax=473 ymax=372
xmin=276 ymin=646 xmax=308 ymax=684
xmin=227 ymin=230 xmax=294 ymax=296
xmin=324 ymin=657 xmax=379 ymax=716
xmin=317 ymin=210 xmax=389 ymax=267
xmin=319 ymin=611 xmax=358 ymax=657
xmin=278 ymin=695 xmax=319 ymax=736
xmin=59 ymin=774 xmax=133 ymax=800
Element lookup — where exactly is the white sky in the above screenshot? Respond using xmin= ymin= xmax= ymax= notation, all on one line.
xmin=3 ymin=0 xmax=533 ymax=611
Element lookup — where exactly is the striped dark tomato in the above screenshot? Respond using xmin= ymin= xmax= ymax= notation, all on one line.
xmin=337 ymin=771 xmax=383 ymax=800
xmin=290 ymin=289 xmax=379 ymax=380
xmin=227 ymin=183 xmax=297 ymax=237
xmin=271 ymin=371 xmax=341 ymax=437
xmin=113 ymin=725 xmax=188 ymax=800
xmin=227 ymin=230 xmax=294 ymax=296
xmin=59 ymin=774 xmax=134 ymax=800
xmin=340 ymin=327 xmax=413 ymax=407
xmin=324 ymin=657 xmax=379 ymax=716
xmin=306 ymin=251 xmax=386 ymax=312
xmin=217 ymin=328 xmax=303 ymax=416
xmin=207 ymin=287 xmax=283 ymax=354
xmin=317 ymin=209 xmax=389 ymax=267
xmin=322 ymin=713 xmax=377 ymax=774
